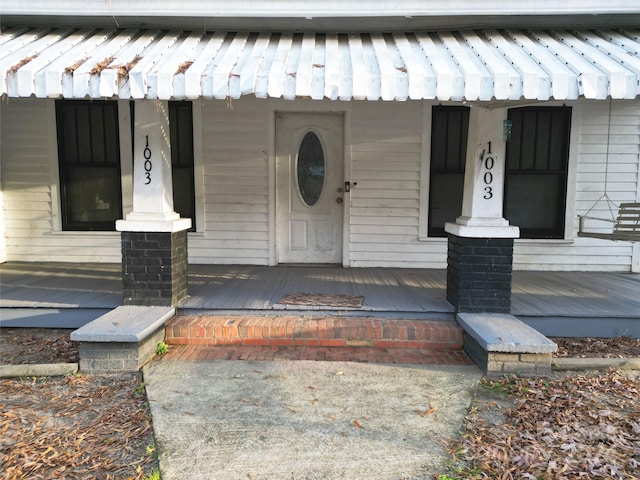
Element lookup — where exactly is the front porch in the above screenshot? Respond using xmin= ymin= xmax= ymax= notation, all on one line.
xmin=1 ymin=262 xmax=638 ymax=338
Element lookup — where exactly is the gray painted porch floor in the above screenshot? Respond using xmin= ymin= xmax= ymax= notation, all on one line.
xmin=1 ymin=262 xmax=638 ymax=320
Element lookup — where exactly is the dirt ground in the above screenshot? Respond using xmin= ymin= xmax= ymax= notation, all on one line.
xmin=1 ymin=328 xmax=639 ymax=479
xmin=2 ymin=329 xmax=640 ymax=366
xmin=0 ymin=329 xmax=159 ymax=480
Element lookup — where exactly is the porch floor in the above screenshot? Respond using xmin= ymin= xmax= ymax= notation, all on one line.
xmin=1 ymin=262 xmax=638 ymax=336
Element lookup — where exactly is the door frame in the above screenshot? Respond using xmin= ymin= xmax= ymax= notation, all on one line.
xmin=268 ymin=99 xmax=352 ymax=266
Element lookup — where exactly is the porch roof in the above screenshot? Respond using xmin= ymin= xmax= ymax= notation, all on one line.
xmin=1 ymin=27 xmax=639 ymax=102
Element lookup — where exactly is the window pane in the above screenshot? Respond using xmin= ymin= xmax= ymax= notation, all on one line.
xmin=505 ymin=174 xmax=562 ymax=233
xmin=172 ymin=166 xmax=195 ymax=221
xmin=549 ymin=110 xmax=571 ymax=170
xmin=297 ymin=132 xmax=325 ymax=207
xmin=59 ymin=103 xmax=79 ymax=164
xmin=64 ymin=167 xmax=121 ymax=229
xmin=90 ymin=105 xmax=106 ymax=164
xmin=429 ymin=173 xmax=464 ymax=235
xmin=103 ymin=103 xmax=119 ymax=165
xmin=519 ymin=111 xmax=537 ymax=170
xmin=534 ymin=110 xmax=551 ymax=170
xmin=446 ymin=110 xmax=464 ymax=170
xmin=430 ymin=110 xmax=448 ymax=170
xmin=506 ymin=110 xmax=523 ymax=170
xmin=75 ymin=104 xmax=92 ymax=164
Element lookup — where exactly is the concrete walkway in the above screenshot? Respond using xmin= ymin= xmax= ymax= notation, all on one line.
xmin=143 ymin=359 xmax=482 ymax=480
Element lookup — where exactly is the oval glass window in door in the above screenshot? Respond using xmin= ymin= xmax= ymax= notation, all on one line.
xmin=297 ymin=131 xmax=325 ymax=206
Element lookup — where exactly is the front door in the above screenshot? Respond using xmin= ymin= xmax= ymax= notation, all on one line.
xmin=276 ymin=113 xmax=344 ymax=264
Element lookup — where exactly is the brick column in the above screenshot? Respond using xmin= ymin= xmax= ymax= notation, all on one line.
xmin=445 ymin=107 xmax=519 ymax=313
xmin=446 ymin=235 xmax=514 ymax=313
xmin=122 ymin=231 xmax=188 ymax=306
xmin=116 ymin=100 xmax=191 ymax=307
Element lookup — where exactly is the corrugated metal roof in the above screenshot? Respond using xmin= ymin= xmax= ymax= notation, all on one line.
xmin=1 ymin=27 xmax=639 ymax=101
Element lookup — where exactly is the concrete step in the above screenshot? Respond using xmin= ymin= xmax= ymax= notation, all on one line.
xmin=165 ymin=315 xmax=464 ymax=351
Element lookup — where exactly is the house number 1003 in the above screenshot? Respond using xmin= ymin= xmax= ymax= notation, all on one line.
xmin=143 ymin=135 xmax=152 ymax=185
xmin=482 ymin=141 xmax=494 ymax=200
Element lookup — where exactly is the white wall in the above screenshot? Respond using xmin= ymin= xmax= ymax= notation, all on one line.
xmin=0 ymin=98 xmax=122 ymax=262
xmin=349 ymin=100 xmax=447 ymax=267
xmin=513 ymin=99 xmax=639 ymax=271
xmin=1 ymin=96 xmax=638 ymax=271
xmin=188 ymin=99 xmax=271 ymax=264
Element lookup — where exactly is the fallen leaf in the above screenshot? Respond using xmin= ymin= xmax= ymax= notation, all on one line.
xmin=415 ymin=403 xmax=438 ymax=417
xmin=353 ymin=420 xmax=363 ymax=428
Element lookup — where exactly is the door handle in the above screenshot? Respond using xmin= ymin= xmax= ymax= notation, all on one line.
xmin=336 ymin=197 xmax=343 ymax=204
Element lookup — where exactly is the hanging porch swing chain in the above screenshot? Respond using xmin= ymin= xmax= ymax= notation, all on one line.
xmin=583 ymin=98 xmax=617 ymax=221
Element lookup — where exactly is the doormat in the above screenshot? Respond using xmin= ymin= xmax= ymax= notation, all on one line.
xmin=278 ymin=293 xmax=364 ymax=308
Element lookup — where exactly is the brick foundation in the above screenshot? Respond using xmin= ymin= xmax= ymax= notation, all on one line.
xmin=447 ymin=234 xmax=514 ymax=313
xmin=163 ymin=315 xmax=472 ymax=366
xmin=122 ymin=230 xmax=188 ymax=306
xmin=463 ymin=332 xmax=552 ymax=376
xmin=78 ymin=327 xmax=165 ymax=373
xmin=165 ymin=315 xmax=464 ymax=350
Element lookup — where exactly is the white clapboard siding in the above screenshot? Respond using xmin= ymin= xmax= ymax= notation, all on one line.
xmin=188 ymin=98 xmax=271 ymax=264
xmin=0 ymin=98 xmax=122 ymax=262
xmin=514 ymin=100 xmax=638 ymax=271
xmin=1 ymin=96 xmax=637 ymax=271
xmin=349 ymin=100 xmax=448 ymax=268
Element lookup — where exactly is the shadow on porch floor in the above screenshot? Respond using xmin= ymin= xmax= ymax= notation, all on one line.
xmin=0 ymin=263 xmax=638 ymax=337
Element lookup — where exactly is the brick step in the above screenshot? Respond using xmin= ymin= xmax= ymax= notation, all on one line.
xmin=165 ymin=315 xmax=464 ymax=351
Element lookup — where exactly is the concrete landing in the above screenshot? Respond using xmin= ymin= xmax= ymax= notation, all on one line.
xmin=143 ymin=359 xmax=482 ymax=480
xmin=457 ymin=313 xmax=557 ymax=376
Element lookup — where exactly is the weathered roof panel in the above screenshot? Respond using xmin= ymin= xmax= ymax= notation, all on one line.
xmin=2 ymin=28 xmax=638 ymax=101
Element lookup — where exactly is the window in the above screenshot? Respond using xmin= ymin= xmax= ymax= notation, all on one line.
xmin=297 ymin=131 xmax=325 ymax=207
xmin=169 ymin=101 xmax=196 ymax=230
xmin=504 ymin=106 xmax=571 ymax=239
xmin=56 ymin=100 xmax=122 ymax=231
xmin=428 ymin=106 xmax=469 ymax=237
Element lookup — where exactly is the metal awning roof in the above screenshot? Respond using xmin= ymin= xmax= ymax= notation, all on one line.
xmin=1 ymin=27 xmax=639 ymax=101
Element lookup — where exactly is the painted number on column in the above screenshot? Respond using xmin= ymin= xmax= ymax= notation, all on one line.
xmin=483 ymin=141 xmax=494 ymax=200
xmin=144 ymin=135 xmax=152 ymax=185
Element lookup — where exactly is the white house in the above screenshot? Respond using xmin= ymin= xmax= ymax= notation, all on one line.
xmin=1 ymin=1 xmax=639 ymax=311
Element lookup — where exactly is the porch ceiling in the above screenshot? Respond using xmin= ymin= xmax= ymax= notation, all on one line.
xmin=1 ymin=27 xmax=639 ymax=102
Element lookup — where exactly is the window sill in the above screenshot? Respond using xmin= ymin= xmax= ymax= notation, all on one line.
xmin=51 ymin=231 xmax=120 ymax=236
xmin=418 ymin=236 xmax=448 ymax=242
xmin=417 ymin=236 xmax=576 ymax=245
xmin=514 ymin=238 xmax=575 ymax=245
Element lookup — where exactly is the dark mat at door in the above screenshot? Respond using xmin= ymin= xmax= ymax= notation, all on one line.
xmin=278 ymin=293 xmax=364 ymax=308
